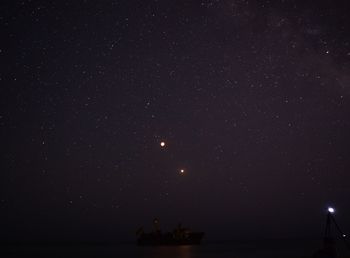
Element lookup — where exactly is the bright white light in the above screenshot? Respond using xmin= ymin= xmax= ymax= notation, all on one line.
xmin=160 ymin=141 xmax=165 ymax=147
xmin=180 ymin=169 xmax=185 ymax=174
xmin=328 ymin=207 xmax=335 ymax=213
xmin=343 ymin=234 xmax=346 ymax=238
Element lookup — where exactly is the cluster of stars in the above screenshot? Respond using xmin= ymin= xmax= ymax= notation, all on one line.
xmin=1 ymin=0 xmax=350 ymax=242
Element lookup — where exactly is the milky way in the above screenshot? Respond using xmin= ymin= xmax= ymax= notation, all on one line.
xmin=1 ymin=0 xmax=350 ymax=241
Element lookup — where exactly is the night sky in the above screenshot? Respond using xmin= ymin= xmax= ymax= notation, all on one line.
xmin=1 ymin=0 xmax=350 ymax=242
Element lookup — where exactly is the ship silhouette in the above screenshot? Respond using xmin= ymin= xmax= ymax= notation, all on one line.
xmin=136 ymin=218 xmax=204 ymax=245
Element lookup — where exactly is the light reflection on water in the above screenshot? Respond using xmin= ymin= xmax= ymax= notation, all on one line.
xmin=148 ymin=245 xmax=194 ymax=258
xmin=137 ymin=243 xmax=312 ymax=258
xmin=3 ymin=240 xmax=349 ymax=258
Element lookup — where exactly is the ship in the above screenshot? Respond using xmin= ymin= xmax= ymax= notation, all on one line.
xmin=136 ymin=218 xmax=204 ymax=245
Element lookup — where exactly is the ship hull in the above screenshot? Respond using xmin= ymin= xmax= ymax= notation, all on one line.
xmin=137 ymin=232 xmax=204 ymax=246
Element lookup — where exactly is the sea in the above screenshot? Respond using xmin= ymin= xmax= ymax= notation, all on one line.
xmin=2 ymin=239 xmax=349 ymax=258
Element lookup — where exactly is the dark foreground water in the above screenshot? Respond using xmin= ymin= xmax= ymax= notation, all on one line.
xmin=2 ymin=240 xmax=349 ymax=258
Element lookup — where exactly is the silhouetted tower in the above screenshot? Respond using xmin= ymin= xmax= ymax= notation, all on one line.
xmin=313 ymin=208 xmax=339 ymax=258
xmin=323 ymin=210 xmax=338 ymax=257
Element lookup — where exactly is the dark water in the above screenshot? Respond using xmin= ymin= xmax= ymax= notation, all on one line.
xmin=2 ymin=240 xmax=349 ymax=258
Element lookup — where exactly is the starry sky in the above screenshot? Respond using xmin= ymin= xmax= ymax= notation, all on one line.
xmin=1 ymin=0 xmax=350 ymax=242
